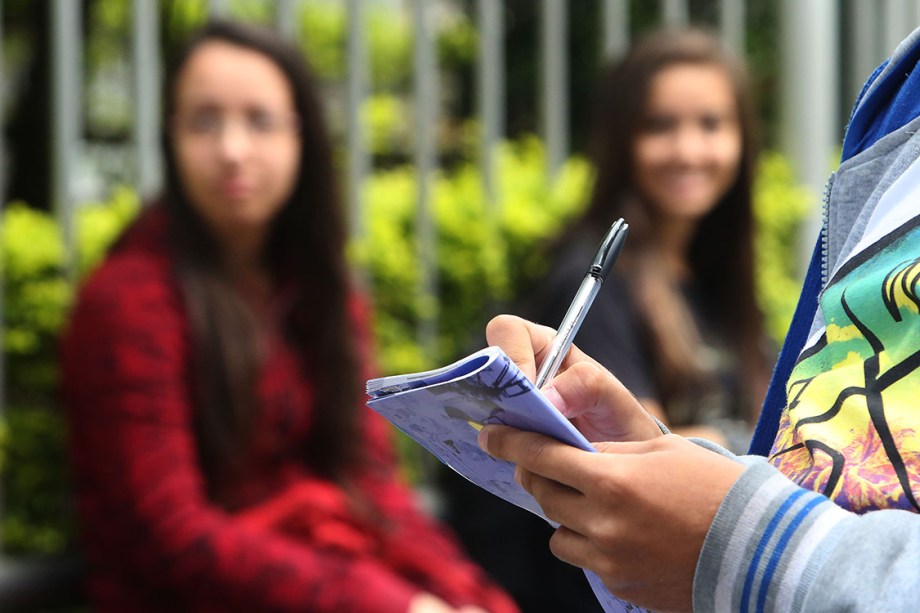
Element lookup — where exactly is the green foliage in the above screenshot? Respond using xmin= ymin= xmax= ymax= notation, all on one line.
xmin=1 ymin=190 xmax=139 ymax=554
xmin=437 ymin=13 xmax=478 ymax=69
xmin=297 ymin=3 xmax=439 ymax=92
xmin=355 ymin=136 xmax=592 ymax=375
xmin=161 ymin=0 xmax=209 ymax=40
xmin=299 ymin=3 xmax=347 ymax=81
xmin=365 ymin=9 xmax=414 ymax=91
xmin=753 ymin=152 xmax=813 ymax=343
xmin=2 ymin=204 xmax=70 ymax=396
xmin=75 ymin=187 xmax=141 ymax=276
xmin=294 ymin=1 xmax=479 ymax=98
xmin=364 ymin=94 xmax=411 ymax=156
xmin=0 ymin=405 xmax=73 ymax=554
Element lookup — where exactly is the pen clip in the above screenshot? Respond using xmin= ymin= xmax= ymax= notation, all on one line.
xmin=588 ymin=218 xmax=628 ymax=280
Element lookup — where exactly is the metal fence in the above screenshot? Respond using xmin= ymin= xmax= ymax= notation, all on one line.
xmin=2 ymin=0 xmax=919 ymax=420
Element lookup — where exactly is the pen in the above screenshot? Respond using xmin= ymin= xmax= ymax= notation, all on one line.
xmin=534 ymin=218 xmax=629 ymax=389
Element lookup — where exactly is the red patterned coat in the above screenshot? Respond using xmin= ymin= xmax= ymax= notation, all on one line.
xmin=60 ymin=209 xmax=517 ymax=613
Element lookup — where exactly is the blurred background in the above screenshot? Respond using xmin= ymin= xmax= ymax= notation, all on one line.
xmin=0 ymin=0 xmax=916 ymax=609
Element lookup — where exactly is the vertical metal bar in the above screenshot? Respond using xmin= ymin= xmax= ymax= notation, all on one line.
xmin=541 ymin=0 xmax=568 ymax=177
xmin=882 ymin=0 xmax=911 ymax=52
xmin=880 ymin=0 xmax=895 ymax=52
xmin=208 ymin=0 xmax=227 ymax=18
xmin=276 ymin=0 xmax=298 ymax=40
xmin=602 ymin=0 xmax=629 ymax=60
xmin=850 ymin=0 xmax=881 ymax=103
xmin=413 ymin=0 xmax=438 ymax=361
xmin=477 ymin=0 xmax=504 ymax=207
xmin=719 ymin=0 xmax=745 ymax=54
xmin=781 ymin=0 xmax=839 ymax=270
xmin=0 ymin=0 xmax=5 ymax=543
xmin=0 ymin=0 xmax=7 ymax=433
xmin=132 ymin=0 xmax=162 ymax=202
xmin=347 ymin=0 xmax=370 ymax=241
xmin=51 ymin=0 xmax=82 ymax=268
xmin=911 ymin=1 xmax=920 ymax=38
xmin=662 ymin=0 xmax=688 ymax=26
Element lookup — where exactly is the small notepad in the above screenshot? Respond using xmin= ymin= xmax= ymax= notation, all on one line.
xmin=367 ymin=346 xmax=647 ymax=613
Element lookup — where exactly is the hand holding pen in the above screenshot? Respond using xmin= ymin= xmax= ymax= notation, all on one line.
xmin=534 ymin=219 xmax=629 ymax=389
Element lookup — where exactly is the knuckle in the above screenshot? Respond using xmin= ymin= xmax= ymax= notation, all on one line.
xmin=594 ymin=475 xmax=625 ymax=501
xmin=592 ymin=462 xmax=630 ymax=500
xmin=569 ymin=361 xmax=611 ymax=400
xmin=568 ymin=360 xmax=605 ymax=381
xmin=652 ymin=433 xmax=681 ymax=452
xmin=593 ymin=519 xmax=626 ymax=554
xmin=521 ymin=432 xmax=555 ymax=466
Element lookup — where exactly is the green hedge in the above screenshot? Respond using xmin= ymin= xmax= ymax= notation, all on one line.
xmin=1 ymin=187 xmax=140 ymax=554
xmin=0 ymin=139 xmax=810 ymax=554
xmin=355 ymin=136 xmax=592 ymax=375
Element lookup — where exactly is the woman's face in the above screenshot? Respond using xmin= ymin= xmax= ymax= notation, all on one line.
xmin=632 ymin=63 xmax=742 ymax=224
xmin=171 ymin=41 xmax=301 ymax=249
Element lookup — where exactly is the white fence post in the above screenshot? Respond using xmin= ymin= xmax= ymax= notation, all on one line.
xmin=477 ymin=0 xmax=504 ymax=208
xmin=662 ymin=0 xmax=689 ymax=26
xmin=413 ymin=0 xmax=439 ymax=361
xmin=720 ymin=0 xmax=745 ymax=53
xmin=132 ymin=0 xmax=162 ymax=202
xmin=541 ymin=0 xmax=568 ymax=177
xmin=276 ymin=0 xmax=298 ymax=40
xmin=781 ymin=0 xmax=840 ymax=269
xmin=51 ymin=0 xmax=82 ymax=269
xmin=602 ymin=0 xmax=629 ymax=60
xmin=0 ymin=0 xmax=7 ymax=441
xmin=346 ymin=0 xmax=370 ymax=243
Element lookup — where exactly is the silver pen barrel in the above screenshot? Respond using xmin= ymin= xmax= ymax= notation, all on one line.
xmin=535 ymin=274 xmax=602 ymax=388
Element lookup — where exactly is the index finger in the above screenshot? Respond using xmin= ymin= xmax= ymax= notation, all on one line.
xmin=486 ymin=315 xmax=555 ymax=382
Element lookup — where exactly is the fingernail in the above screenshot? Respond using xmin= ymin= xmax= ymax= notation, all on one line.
xmin=477 ymin=427 xmax=490 ymax=451
xmin=542 ymin=384 xmax=563 ymax=409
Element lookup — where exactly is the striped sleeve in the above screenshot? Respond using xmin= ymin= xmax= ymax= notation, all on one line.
xmin=693 ymin=456 xmax=920 ymax=612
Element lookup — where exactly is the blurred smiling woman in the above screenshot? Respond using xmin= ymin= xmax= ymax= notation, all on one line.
xmin=443 ymin=28 xmax=772 ymax=612
xmin=533 ymin=27 xmax=770 ymax=446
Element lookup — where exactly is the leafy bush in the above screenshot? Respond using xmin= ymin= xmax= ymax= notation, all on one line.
xmin=753 ymin=152 xmax=814 ymax=342
xmin=1 ymin=188 xmax=139 ymax=554
xmin=355 ymin=136 xmax=591 ymax=375
xmin=3 ymin=204 xmax=70 ymax=398
xmin=1 ymin=203 xmax=74 ymax=552
xmin=0 ymin=141 xmax=808 ymax=554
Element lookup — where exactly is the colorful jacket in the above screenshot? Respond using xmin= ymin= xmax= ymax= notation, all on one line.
xmin=693 ymin=27 xmax=920 ymax=612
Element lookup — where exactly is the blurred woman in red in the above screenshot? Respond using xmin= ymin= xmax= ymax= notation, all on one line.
xmin=60 ymin=20 xmax=515 ymax=613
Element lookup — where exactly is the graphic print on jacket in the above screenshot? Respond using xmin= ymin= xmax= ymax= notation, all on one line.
xmin=770 ymin=214 xmax=920 ymax=513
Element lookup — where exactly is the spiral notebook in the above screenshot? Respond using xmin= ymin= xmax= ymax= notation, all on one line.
xmin=366 ymin=346 xmax=646 ymax=613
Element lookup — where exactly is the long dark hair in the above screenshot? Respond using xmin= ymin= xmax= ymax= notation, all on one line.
xmin=574 ymin=27 xmax=767 ymax=419
xmin=161 ymin=20 xmax=359 ymax=499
